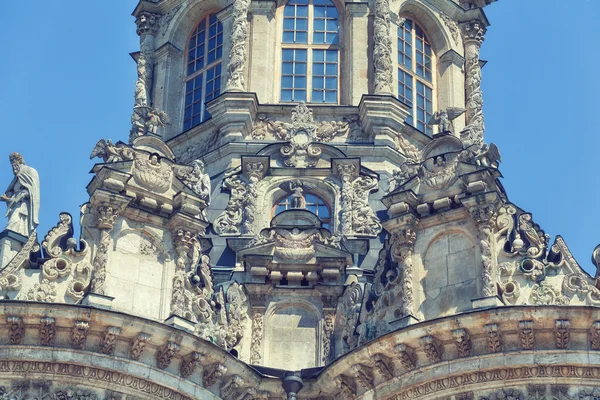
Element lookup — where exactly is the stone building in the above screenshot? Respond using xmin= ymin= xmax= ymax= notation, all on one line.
xmin=1 ymin=0 xmax=599 ymax=399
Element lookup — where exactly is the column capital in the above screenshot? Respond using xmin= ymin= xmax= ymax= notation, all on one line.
xmin=460 ymin=20 xmax=487 ymax=45
xmin=135 ymin=12 xmax=161 ymax=36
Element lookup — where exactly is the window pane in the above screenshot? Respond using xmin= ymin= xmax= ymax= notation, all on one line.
xmin=325 ymin=91 xmax=337 ymax=103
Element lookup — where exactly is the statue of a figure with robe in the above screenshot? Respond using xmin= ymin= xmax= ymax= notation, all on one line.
xmin=0 ymin=153 xmax=40 ymax=237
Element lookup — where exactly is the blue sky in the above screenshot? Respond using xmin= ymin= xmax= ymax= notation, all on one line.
xmin=0 ymin=1 xmax=598 ymax=273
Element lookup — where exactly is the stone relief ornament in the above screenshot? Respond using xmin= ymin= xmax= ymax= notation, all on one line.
xmin=420 ymin=335 xmax=443 ymax=363
xmin=555 ymin=319 xmax=570 ymax=349
xmin=372 ymin=354 xmax=394 ymax=380
xmin=352 ymin=364 xmax=374 ymax=390
xmin=468 ymin=204 xmax=497 ymax=297
xmin=130 ymin=332 xmax=151 ymax=361
xmin=250 ymin=311 xmax=263 ymax=365
xmin=226 ymin=0 xmax=251 ymax=91
xmin=484 ymin=323 xmax=502 ymax=353
xmin=133 ymin=152 xmax=172 ymax=193
xmin=323 ymin=312 xmax=335 ymax=364
xmin=214 ymin=172 xmax=249 ymax=235
xmin=90 ymin=205 xmax=120 ymax=296
xmin=335 ymin=375 xmax=356 ymax=399
xmin=336 ymin=164 xmax=382 ymax=237
xmin=71 ymin=320 xmax=90 ymax=350
xmin=1 ymin=152 xmax=40 ymax=237
xmin=160 ymin=4 xmax=182 ymax=37
xmin=203 ymin=363 xmax=227 ymax=388
xmin=518 ymin=320 xmax=534 ymax=350
xmin=220 ymin=375 xmax=244 ymax=399
xmin=39 ymin=317 xmax=56 ymax=346
xmin=180 ymin=351 xmax=204 ymax=378
xmin=100 ymin=326 xmax=121 ymax=355
xmin=394 ymin=343 xmax=416 ymax=370
xmin=460 ymin=20 xmax=486 ymax=148
xmin=452 ymin=328 xmax=472 ymax=358
xmin=500 ymin=279 xmax=520 ymax=304
xmin=337 ymin=282 xmax=362 ymax=352
xmin=373 ymin=0 xmax=393 ymax=94
xmin=440 ymin=13 xmax=460 ymax=46
xmin=530 ymin=280 xmax=569 ymax=305
xmin=7 ymin=316 xmax=24 ymax=345
xmin=89 ymin=139 xmax=135 ymax=163
xmin=480 ymin=389 xmax=524 ymax=400
xmin=130 ymin=106 xmax=171 ymax=143
xmin=174 ymin=159 xmax=211 ymax=205
xmin=156 ymin=341 xmax=180 ymax=369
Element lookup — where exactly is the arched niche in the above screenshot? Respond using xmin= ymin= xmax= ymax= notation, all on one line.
xmin=264 ymin=299 xmax=322 ymax=370
xmin=397 ymin=1 xmax=453 ymax=55
xmin=419 ymin=229 xmax=477 ymax=320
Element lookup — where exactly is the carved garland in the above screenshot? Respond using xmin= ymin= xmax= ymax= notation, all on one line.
xmin=460 ymin=20 xmax=486 ymax=147
xmin=225 ymin=0 xmax=251 ymax=91
xmin=373 ymin=0 xmax=393 ymax=94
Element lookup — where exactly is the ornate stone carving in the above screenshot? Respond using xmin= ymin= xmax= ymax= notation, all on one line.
xmin=468 ymin=204 xmax=497 ymax=297
xmin=428 ymin=108 xmax=466 ymax=135
xmin=578 ymin=388 xmax=600 ymax=399
xmin=170 ymin=228 xmax=199 ymax=319
xmin=203 ymin=363 xmax=227 ymax=387
xmin=323 ymin=312 xmax=335 ymax=364
xmin=440 ymin=13 xmax=460 ymax=46
xmin=373 ymin=0 xmax=393 ymax=94
xmin=372 ymin=354 xmax=394 ymax=380
xmin=336 ymin=164 xmax=382 ymax=237
xmin=39 ymin=317 xmax=56 ymax=346
xmin=484 ymin=323 xmax=502 ymax=353
xmin=452 ymin=328 xmax=471 ymax=358
xmin=214 ymin=173 xmax=248 ymax=235
xmin=530 ymin=281 xmax=569 ymax=305
xmin=421 ymin=335 xmax=443 ymax=363
xmin=7 ymin=316 xmax=24 ymax=345
xmin=394 ymin=343 xmax=416 ymax=370
xmin=249 ymin=312 xmax=263 ymax=365
xmin=71 ymin=320 xmax=90 ymax=350
xmin=460 ymin=20 xmax=486 ymax=147
xmin=591 ymin=321 xmax=600 ymax=350
xmin=174 ymin=159 xmax=211 ymax=204
xmin=100 ymin=326 xmax=121 ymax=355
xmin=338 ymin=282 xmax=362 ymax=353
xmin=1 ymin=152 xmax=40 ymax=237
xmin=180 ymin=351 xmax=204 ymax=378
xmin=156 ymin=341 xmax=180 ymax=369
xmin=160 ymin=5 xmax=182 ymax=36
xmin=352 ymin=364 xmax=374 ymax=390
xmin=457 ymin=393 xmax=475 ymax=400
xmin=130 ymin=332 xmax=151 ymax=360
xmin=481 ymin=389 xmax=524 ymax=400
xmin=90 ymin=139 xmax=135 ymax=163
xmin=90 ymin=205 xmax=120 ymax=295
xmin=555 ymin=319 xmax=570 ymax=349
xmin=130 ymin=106 xmax=171 ymax=142
xmin=391 ymin=226 xmax=417 ymax=317
xmin=518 ymin=320 xmax=534 ymax=350
xmin=335 ymin=375 xmax=356 ymax=399
xmin=226 ymin=0 xmax=251 ymax=91
xmin=221 ymin=375 xmax=244 ymax=399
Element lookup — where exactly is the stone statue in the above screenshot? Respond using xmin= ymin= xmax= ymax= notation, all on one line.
xmin=428 ymin=107 xmax=466 ymax=134
xmin=289 ymin=180 xmax=304 ymax=209
xmin=190 ymin=160 xmax=211 ymax=204
xmin=0 ymin=153 xmax=40 ymax=236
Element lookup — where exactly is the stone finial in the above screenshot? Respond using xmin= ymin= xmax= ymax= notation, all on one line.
xmin=420 ymin=335 xmax=443 ymax=364
xmin=131 ymin=332 xmax=151 ymax=360
xmin=372 ymin=354 xmax=394 ymax=380
xmin=555 ymin=319 xmax=570 ymax=349
xmin=39 ymin=317 xmax=56 ymax=346
xmin=180 ymin=351 xmax=204 ymax=378
xmin=203 ymin=363 xmax=227 ymax=387
xmin=71 ymin=320 xmax=90 ymax=350
xmin=7 ymin=316 xmax=25 ymax=345
xmin=394 ymin=343 xmax=416 ymax=370
xmin=156 ymin=341 xmax=180 ymax=369
xmin=452 ymin=328 xmax=471 ymax=358
xmin=100 ymin=326 xmax=121 ymax=355
xmin=518 ymin=320 xmax=534 ymax=350
xmin=484 ymin=323 xmax=503 ymax=353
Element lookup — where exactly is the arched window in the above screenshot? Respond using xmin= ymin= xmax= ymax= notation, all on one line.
xmin=183 ymin=14 xmax=223 ymax=131
xmin=274 ymin=192 xmax=331 ymax=229
xmin=398 ymin=19 xmax=434 ymax=135
xmin=280 ymin=0 xmax=340 ymax=104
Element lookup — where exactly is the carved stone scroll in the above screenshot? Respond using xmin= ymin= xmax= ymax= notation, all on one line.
xmin=7 ymin=316 xmax=24 ymax=345
xmin=518 ymin=320 xmax=534 ymax=350
xmin=390 ymin=226 xmax=417 ymax=318
xmin=225 ymin=0 xmax=251 ymax=91
xmin=100 ymin=326 xmax=121 ymax=355
xmin=203 ymin=363 xmax=227 ymax=387
xmin=555 ymin=319 xmax=570 ymax=349
xmin=452 ymin=328 xmax=471 ymax=358
xmin=156 ymin=341 xmax=180 ymax=369
xmin=394 ymin=343 xmax=416 ymax=370
xmin=180 ymin=351 xmax=204 ymax=378
xmin=420 ymin=335 xmax=442 ymax=363
xmin=39 ymin=317 xmax=56 ymax=346
xmin=71 ymin=320 xmax=90 ymax=350
xmin=372 ymin=354 xmax=394 ymax=380
xmin=131 ymin=332 xmax=151 ymax=360
xmin=484 ymin=323 xmax=502 ymax=353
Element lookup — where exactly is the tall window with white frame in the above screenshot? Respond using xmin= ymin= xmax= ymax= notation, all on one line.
xmin=183 ymin=15 xmax=223 ymax=131
xmin=280 ymin=0 xmax=340 ymax=103
xmin=397 ymin=19 xmax=434 ymax=135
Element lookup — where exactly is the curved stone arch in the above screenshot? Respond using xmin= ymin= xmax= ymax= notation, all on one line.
xmin=263 ymin=297 xmax=324 ymax=369
xmin=166 ymin=1 xmax=230 ymax=52
xmin=256 ymin=176 xmax=341 ymax=234
xmin=418 ymin=227 xmax=479 ymax=320
xmin=396 ymin=0 xmax=454 ymax=56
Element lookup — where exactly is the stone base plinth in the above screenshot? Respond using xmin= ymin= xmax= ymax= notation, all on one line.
xmin=0 ymin=230 xmax=28 ymax=268
xmin=82 ymin=293 xmax=115 ymax=310
xmin=389 ymin=314 xmax=420 ymax=331
xmin=165 ymin=315 xmax=196 ymax=334
xmin=472 ymin=296 xmax=503 ymax=309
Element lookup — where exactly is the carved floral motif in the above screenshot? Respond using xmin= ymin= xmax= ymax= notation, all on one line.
xmin=226 ymin=0 xmax=251 ymax=91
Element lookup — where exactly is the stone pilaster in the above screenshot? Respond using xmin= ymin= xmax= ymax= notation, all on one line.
xmin=225 ymin=0 xmax=252 ymax=92
xmin=372 ymin=0 xmax=393 ymax=94
xmin=460 ymin=20 xmax=487 ymax=147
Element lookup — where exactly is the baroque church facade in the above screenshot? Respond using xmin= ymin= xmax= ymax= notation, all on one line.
xmin=1 ymin=0 xmax=600 ymax=399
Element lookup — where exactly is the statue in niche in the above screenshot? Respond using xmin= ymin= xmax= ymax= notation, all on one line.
xmin=428 ymin=107 xmax=466 ymax=134
xmin=0 ymin=152 xmax=40 ymax=236
xmin=289 ymin=180 xmax=305 ymax=209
